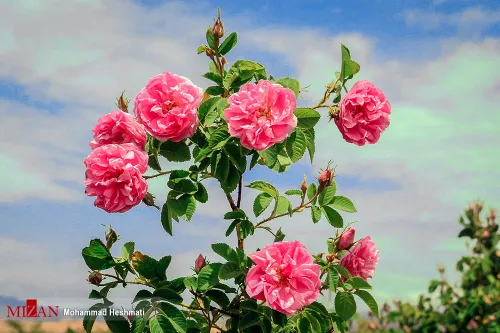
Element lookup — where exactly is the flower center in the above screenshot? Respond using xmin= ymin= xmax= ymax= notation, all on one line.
xmin=274 ymin=267 xmax=289 ymax=287
xmin=256 ymin=106 xmax=272 ymax=120
xmin=163 ymin=100 xmax=178 ymax=113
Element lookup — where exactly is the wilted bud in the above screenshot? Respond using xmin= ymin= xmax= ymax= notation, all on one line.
xmin=325 ymin=253 xmax=334 ymax=263
xmin=88 ymin=271 xmax=103 ymax=285
xmin=211 ymin=17 xmax=224 ymax=39
xmin=437 ymin=265 xmax=445 ymax=273
xmin=194 ymin=254 xmax=206 ymax=274
xmin=117 ymin=91 xmax=129 ymax=113
xmin=318 ymin=167 xmax=334 ymax=190
xmin=131 ymin=251 xmax=146 ymax=271
xmin=205 ymin=47 xmax=213 ymax=58
xmin=338 ymin=228 xmax=355 ymax=250
xmin=300 ymin=175 xmax=308 ymax=194
xmin=328 ymin=106 xmax=340 ymax=121
xmin=221 ymin=56 xmax=228 ymax=65
xmin=105 ymin=228 xmax=118 ymax=250
xmin=142 ymin=192 xmax=156 ymax=207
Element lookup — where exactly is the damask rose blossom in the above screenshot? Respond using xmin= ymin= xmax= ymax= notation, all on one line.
xmin=84 ymin=143 xmax=148 ymax=213
xmin=245 ymin=241 xmax=321 ymax=315
xmin=134 ymin=72 xmax=203 ymax=142
xmin=339 ymin=228 xmax=356 ymax=250
xmin=335 ymin=80 xmax=391 ymax=146
xmin=224 ymin=80 xmax=297 ymax=151
xmin=340 ymin=236 xmax=379 ymax=280
xmin=89 ymin=111 xmax=147 ymax=150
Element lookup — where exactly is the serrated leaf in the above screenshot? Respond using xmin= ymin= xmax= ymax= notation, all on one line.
xmin=321 ymin=206 xmax=343 ymax=228
xmin=347 ymin=277 xmax=372 ymax=290
xmin=221 ymin=162 xmax=239 ymax=194
xmin=205 ymin=86 xmax=225 ymax=96
xmin=294 ymin=108 xmax=321 ymax=128
xmin=83 ymin=303 xmax=109 ymax=333
xmin=156 ymin=255 xmax=172 ymax=280
xmin=330 ymin=196 xmax=357 ymax=213
xmin=167 ymin=194 xmax=196 ymax=221
xmin=223 ymin=209 xmax=246 ymax=220
xmin=152 ymin=288 xmax=183 ymax=304
xmin=104 ymin=311 xmax=131 ymax=333
xmin=276 ymin=77 xmax=300 ymax=97
xmin=334 ymin=265 xmax=352 ymax=279
xmin=318 ymin=183 xmax=337 ymax=206
xmin=274 ymin=227 xmax=285 ymax=242
xmin=201 ymin=72 xmax=222 ymax=85
xmin=82 ymin=239 xmax=115 ymax=271
xmin=275 ymin=196 xmax=292 ymax=216
xmin=121 ymin=242 xmax=135 ymax=260
xmin=225 ymin=219 xmax=239 ymax=237
xmin=194 ymin=182 xmax=208 ymax=203
xmin=218 ymin=262 xmax=241 ymax=280
xmin=157 ymin=302 xmax=187 ymax=333
xmin=307 ymin=183 xmax=317 ymax=204
xmin=335 ymin=292 xmax=356 ymax=321
xmin=239 ymin=219 xmax=255 ymax=239
xmin=208 ymin=128 xmax=231 ymax=150
xmin=302 ymin=128 xmax=315 ymax=162
xmin=183 ymin=276 xmax=198 ymax=291
xmin=211 ymin=243 xmax=239 ymax=262
xmin=298 ymin=316 xmax=313 ymax=333
xmin=310 ymin=206 xmax=321 ymax=223
xmin=224 ymin=144 xmax=247 ymax=173
xmin=253 ymin=192 xmax=274 ymax=217
xmin=286 ymin=129 xmax=307 ymax=163
xmin=197 ymin=263 xmax=222 ymax=292
xmin=159 ymin=141 xmax=190 ymax=162
xmin=161 ymin=203 xmax=173 ymax=236
xmin=167 ymin=178 xmax=198 ymax=194
xmin=196 ymin=45 xmax=206 ymax=54
xmin=354 ymin=290 xmax=379 ymax=317
xmin=206 ymin=289 xmax=230 ymax=308
xmin=218 ymin=32 xmax=238 ymax=55
xmin=285 ymin=189 xmax=302 ymax=196
xmin=247 ymin=180 xmax=279 ymax=198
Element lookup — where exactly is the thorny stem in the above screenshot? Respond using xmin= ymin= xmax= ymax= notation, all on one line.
xmin=226 ymin=175 xmax=244 ymax=252
xmin=255 ymin=191 xmax=320 ymax=228
xmin=312 ymin=76 xmax=342 ymax=109
xmin=144 ymin=170 xmax=208 ymax=180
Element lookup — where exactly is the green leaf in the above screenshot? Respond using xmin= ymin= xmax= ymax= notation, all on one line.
xmin=253 ymin=192 xmax=273 ymax=217
xmin=148 ymin=154 xmax=161 ymax=171
xmin=298 ymin=316 xmax=313 ymax=333
xmin=121 ymin=242 xmax=135 ymax=260
xmin=218 ymin=32 xmax=238 ymax=55
xmin=157 ymin=302 xmax=188 ymax=333
xmin=149 ymin=315 xmax=174 ymax=333
xmin=247 ymin=180 xmax=279 ymax=198
xmin=347 ymin=277 xmax=372 ymax=290
xmin=183 ymin=276 xmax=198 ymax=291
xmin=225 ymin=219 xmax=239 ymax=237
xmin=206 ymin=289 xmax=230 ymax=308
xmin=335 ymin=292 xmax=356 ymax=321
xmin=428 ymin=280 xmax=440 ymax=293
xmin=169 ymin=170 xmax=190 ymax=180
xmin=307 ymin=183 xmax=317 ymax=204
xmin=205 ymin=86 xmax=225 ymax=96
xmin=276 ymin=77 xmax=300 ymax=97
xmin=197 ymin=263 xmax=222 ymax=291
xmin=334 ymin=265 xmax=352 ymax=280
xmin=330 ymin=196 xmax=357 ymax=213
xmin=224 ymin=144 xmax=247 ymax=173
xmin=239 ymin=219 xmax=255 ymax=239
xmin=311 ymin=206 xmax=322 ymax=223
xmin=159 ymin=141 xmax=190 ymax=162
xmin=354 ymin=290 xmax=379 ymax=317
xmin=152 ymin=288 xmax=183 ymax=304
xmin=201 ymin=72 xmax=222 ymax=85
xmin=239 ymin=313 xmax=260 ymax=330
xmin=133 ymin=290 xmax=153 ymax=303
xmin=156 ymin=256 xmax=172 ymax=280
xmin=274 ymin=227 xmax=285 ymax=242
xmin=196 ymin=45 xmax=206 ymax=54
xmin=344 ymin=60 xmax=360 ymax=78
xmin=82 ymin=239 xmax=115 ymax=270
xmin=133 ymin=254 xmax=159 ymax=279
xmin=285 ymin=189 xmax=302 ymax=196
xmin=302 ymin=128 xmax=315 ymax=162
xmin=132 ymin=306 xmax=154 ymax=333
xmin=198 ymin=97 xmax=221 ymax=123
xmin=206 ymin=98 xmax=229 ymax=126
xmin=161 ymin=203 xmax=173 ymax=236
xmin=167 ymin=194 xmax=196 ymax=221
xmin=221 ymin=162 xmax=240 ymax=194
xmin=218 ymin=262 xmax=241 ymax=280
xmin=249 ymin=151 xmax=259 ymax=170
xmin=223 ymin=209 xmax=246 ymax=220
xmin=321 ymin=206 xmax=343 ymax=228
xmin=208 ymin=128 xmax=230 ymax=150
xmin=167 ymin=178 xmax=198 ymax=194
xmin=458 ymin=227 xmax=474 ymax=238
xmin=193 ymin=182 xmax=208 ymax=203
xmin=83 ymin=303 xmax=109 ymax=333
xmin=88 ymin=290 xmax=102 ymax=300
xmin=328 ymin=265 xmax=339 ymax=291
xmin=275 ymin=196 xmax=292 ymax=216
xmin=294 ymin=108 xmax=321 ymax=128
xmin=206 ymin=28 xmax=215 ymax=49
xmin=318 ymin=183 xmax=337 ymax=206
xmin=211 ymin=243 xmax=239 ymax=262
xmin=285 ymin=129 xmax=307 ymax=163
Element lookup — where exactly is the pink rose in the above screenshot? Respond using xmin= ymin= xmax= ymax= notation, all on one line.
xmin=245 ymin=241 xmax=321 ymax=315
xmin=340 ymin=236 xmax=379 ymax=280
xmin=134 ymin=72 xmax=203 ymax=142
xmin=339 ymin=228 xmax=356 ymax=250
xmin=335 ymin=80 xmax=391 ymax=146
xmin=89 ymin=111 xmax=147 ymax=150
xmin=194 ymin=254 xmax=206 ymax=274
xmin=84 ymin=143 xmax=148 ymax=213
xmin=318 ymin=168 xmax=334 ymax=188
xmin=224 ymin=80 xmax=297 ymax=151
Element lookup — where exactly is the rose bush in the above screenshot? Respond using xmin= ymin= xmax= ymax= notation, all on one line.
xmin=80 ymin=9 xmax=390 ymax=333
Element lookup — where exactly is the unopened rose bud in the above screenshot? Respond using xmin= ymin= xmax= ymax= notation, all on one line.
xmin=142 ymin=192 xmax=156 ymax=207
xmin=211 ymin=18 xmax=224 ymax=39
xmin=105 ymin=228 xmax=118 ymax=250
xmin=488 ymin=315 xmax=495 ymax=322
xmin=325 ymin=253 xmax=334 ymax=263
xmin=339 ymin=228 xmax=355 ymax=250
xmin=127 ymin=314 xmax=134 ymax=323
xmin=437 ymin=265 xmax=445 ymax=273
xmin=116 ymin=92 xmax=129 ymax=113
xmin=300 ymin=175 xmax=308 ymax=194
xmin=467 ymin=319 xmax=478 ymax=329
xmin=205 ymin=47 xmax=213 ymax=58
xmin=194 ymin=254 xmax=206 ymax=274
xmin=469 ymin=204 xmax=475 ymax=211
xmin=88 ymin=271 xmax=103 ymax=285
xmin=317 ymin=167 xmax=334 ymax=190
xmin=482 ymin=230 xmax=490 ymax=238
xmin=369 ymin=322 xmax=376 ymax=329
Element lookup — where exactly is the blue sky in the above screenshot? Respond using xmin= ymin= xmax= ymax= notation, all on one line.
xmin=1 ymin=0 xmax=500 ymax=315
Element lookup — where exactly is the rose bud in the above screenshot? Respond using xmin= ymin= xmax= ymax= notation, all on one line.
xmin=490 ymin=208 xmax=497 ymax=222
xmin=437 ymin=265 xmax=445 ymax=273
xmin=142 ymin=192 xmax=159 ymax=209
xmin=300 ymin=175 xmax=308 ymax=194
xmin=211 ymin=18 xmax=224 ymax=39
xmin=369 ymin=322 xmax=376 ymax=330
xmin=482 ymin=230 xmax=490 ymax=238
xmin=467 ymin=320 xmax=478 ymax=330
xmin=194 ymin=254 xmax=206 ymax=274
xmin=88 ymin=272 xmax=103 ymax=285
xmin=468 ymin=204 xmax=475 ymax=211
xmin=317 ymin=167 xmax=334 ymax=191
xmin=339 ymin=228 xmax=355 ymax=250
xmin=117 ymin=91 xmax=129 ymax=113
xmin=127 ymin=314 xmax=134 ymax=323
